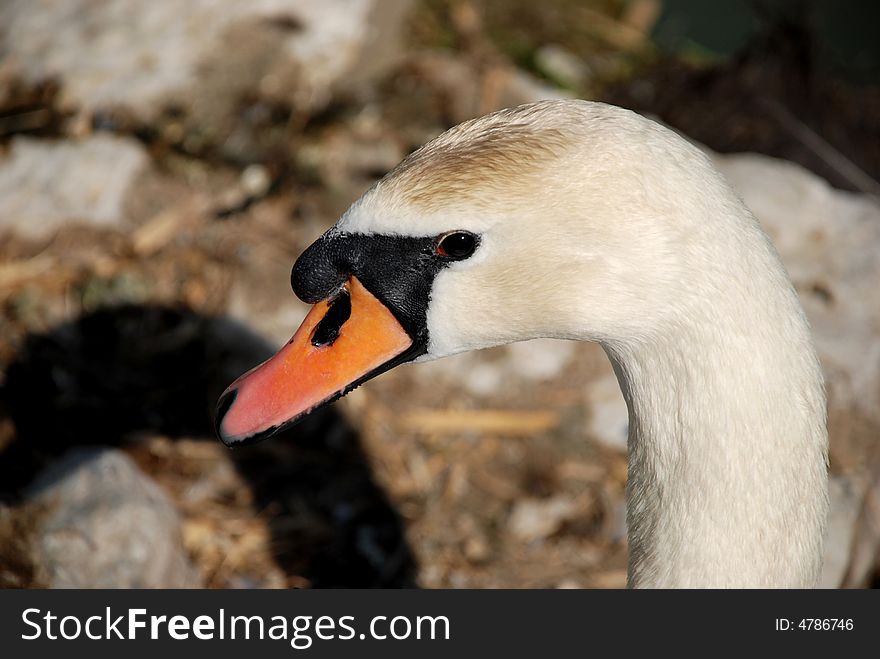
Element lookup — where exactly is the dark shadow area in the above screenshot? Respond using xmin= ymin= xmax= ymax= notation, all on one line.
xmin=0 ymin=304 xmax=416 ymax=588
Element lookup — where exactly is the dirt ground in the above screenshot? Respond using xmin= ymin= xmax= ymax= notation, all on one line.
xmin=1 ymin=1 xmax=878 ymax=589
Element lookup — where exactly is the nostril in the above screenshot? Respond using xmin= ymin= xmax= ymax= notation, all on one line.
xmin=311 ymin=289 xmax=352 ymax=347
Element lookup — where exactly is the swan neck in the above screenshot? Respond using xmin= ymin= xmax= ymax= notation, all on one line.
xmin=603 ymin=306 xmax=827 ymax=588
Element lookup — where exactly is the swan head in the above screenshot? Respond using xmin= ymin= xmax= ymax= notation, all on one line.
xmin=215 ymin=100 xmax=749 ymax=446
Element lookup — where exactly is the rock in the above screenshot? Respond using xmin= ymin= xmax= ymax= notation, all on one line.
xmin=820 ymin=474 xmax=880 ymax=588
xmin=607 ymin=498 xmax=629 ymax=545
xmin=820 ymin=475 xmax=864 ymax=588
xmin=842 ymin=478 xmax=880 ymax=588
xmin=508 ymin=496 xmax=577 ymax=542
xmin=555 ymin=579 xmax=582 ymax=589
xmin=25 ymin=448 xmax=201 ymax=588
xmin=462 ymin=360 xmax=506 ymax=397
xmin=0 ymin=134 xmax=148 ymax=239
xmin=239 ymin=164 xmax=272 ymax=199
xmin=0 ymin=0 xmax=411 ymax=123
xmin=585 ymin=370 xmax=629 ymax=452
xmin=507 ymin=339 xmax=576 ymax=382
xmin=534 ymin=45 xmax=588 ymax=89
xmin=414 ymin=339 xmax=575 ymax=398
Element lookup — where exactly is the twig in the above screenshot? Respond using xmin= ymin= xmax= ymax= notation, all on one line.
xmin=760 ymin=98 xmax=880 ymax=196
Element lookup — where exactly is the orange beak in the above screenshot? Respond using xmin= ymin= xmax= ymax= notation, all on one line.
xmin=215 ymin=276 xmax=412 ymax=446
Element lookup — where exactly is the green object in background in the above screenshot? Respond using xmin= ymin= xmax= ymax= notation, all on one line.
xmin=652 ymin=0 xmax=759 ymax=61
xmin=651 ymin=0 xmax=880 ymax=83
xmin=816 ymin=0 xmax=880 ymax=83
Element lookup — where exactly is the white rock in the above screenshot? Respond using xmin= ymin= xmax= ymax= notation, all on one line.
xmin=507 ymin=339 xmax=575 ymax=381
xmin=585 ymin=370 xmax=629 ymax=452
xmin=412 ymin=340 xmax=575 ymax=398
xmin=508 ymin=496 xmax=577 ymax=542
xmin=555 ymin=579 xmax=583 ymax=589
xmin=412 ymin=350 xmax=500 ymax=397
xmin=26 ymin=448 xmax=201 ymax=588
xmin=0 ymin=135 xmax=148 ymax=239
xmin=464 ymin=362 xmax=506 ymax=397
xmin=0 ymin=0 xmax=411 ymax=119
xmin=240 ymin=164 xmax=271 ymax=198
xmin=819 ymin=475 xmax=864 ymax=588
xmin=819 ymin=473 xmax=880 ymax=588
xmin=842 ymin=479 xmax=880 ymax=588
xmin=534 ymin=44 xmax=587 ymax=89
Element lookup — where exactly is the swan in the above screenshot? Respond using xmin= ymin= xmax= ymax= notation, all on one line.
xmin=215 ymin=100 xmax=829 ymax=588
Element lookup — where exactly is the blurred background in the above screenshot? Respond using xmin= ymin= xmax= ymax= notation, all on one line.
xmin=0 ymin=0 xmax=878 ymax=589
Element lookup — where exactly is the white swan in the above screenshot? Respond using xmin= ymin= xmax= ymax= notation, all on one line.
xmin=216 ymin=100 xmax=829 ymax=588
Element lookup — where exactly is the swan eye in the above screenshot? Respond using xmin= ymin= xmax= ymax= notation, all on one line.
xmin=436 ymin=231 xmax=478 ymax=259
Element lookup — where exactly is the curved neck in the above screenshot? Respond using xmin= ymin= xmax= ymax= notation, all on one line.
xmin=603 ymin=284 xmax=827 ymax=588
